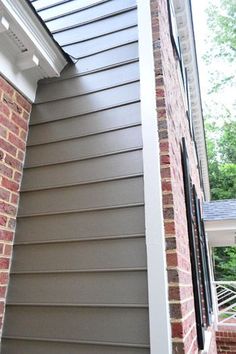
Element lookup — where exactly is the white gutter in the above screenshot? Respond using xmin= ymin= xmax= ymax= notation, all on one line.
xmin=137 ymin=1 xmax=172 ymax=353
xmin=173 ymin=0 xmax=210 ymax=201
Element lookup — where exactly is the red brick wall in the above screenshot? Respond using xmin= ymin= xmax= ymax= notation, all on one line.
xmin=0 ymin=75 xmax=31 ymax=335
xmin=216 ymin=330 xmax=236 ymax=353
xmin=150 ymin=0 xmax=217 ymax=352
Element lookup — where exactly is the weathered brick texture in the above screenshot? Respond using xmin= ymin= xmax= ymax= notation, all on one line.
xmin=216 ymin=329 xmax=236 ymax=354
xmin=0 ymin=75 xmax=31 ymax=335
xmin=150 ymin=0 xmax=217 ymax=352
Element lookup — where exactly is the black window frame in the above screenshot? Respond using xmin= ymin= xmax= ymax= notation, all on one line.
xmin=201 ymin=220 xmax=213 ymax=313
xmin=167 ymin=0 xmax=181 ymax=60
xmin=193 ymin=185 xmax=213 ymax=325
xmin=168 ymin=1 xmax=194 ymax=140
xmin=181 ymin=138 xmax=205 ymax=350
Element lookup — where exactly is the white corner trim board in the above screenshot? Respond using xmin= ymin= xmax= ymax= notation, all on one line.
xmin=0 ymin=0 xmax=67 ymax=101
xmin=137 ymin=1 xmax=172 ymax=354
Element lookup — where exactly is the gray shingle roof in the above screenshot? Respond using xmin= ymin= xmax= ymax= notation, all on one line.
xmin=203 ymin=199 xmax=236 ymax=221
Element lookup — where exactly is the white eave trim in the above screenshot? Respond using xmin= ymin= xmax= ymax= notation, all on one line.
xmin=0 ymin=0 xmax=67 ymax=101
xmin=205 ymin=219 xmax=236 ymax=232
xmin=204 ymin=219 xmax=236 ymax=247
xmin=173 ymin=0 xmax=210 ymax=201
xmin=137 ymin=1 xmax=172 ymax=353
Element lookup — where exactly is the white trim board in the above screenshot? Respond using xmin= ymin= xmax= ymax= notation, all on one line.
xmin=137 ymin=1 xmax=172 ymax=353
xmin=0 ymin=0 xmax=67 ymax=101
xmin=205 ymin=219 xmax=236 ymax=247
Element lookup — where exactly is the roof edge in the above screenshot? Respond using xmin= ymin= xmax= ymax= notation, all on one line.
xmin=173 ymin=0 xmax=211 ymax=201
xmin=26 ymin=0 xmax=72 ymax=65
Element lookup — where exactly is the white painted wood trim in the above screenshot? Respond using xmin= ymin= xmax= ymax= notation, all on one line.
xmin=0 ymin=0 xmax=67 ymax=76
xmin=0 ymin=0 xmax=68 ymax=101
xmin=205 ymin=219 xmax=236 ymax=247
xmin=137 ymin=1 xmax=172 ymax=353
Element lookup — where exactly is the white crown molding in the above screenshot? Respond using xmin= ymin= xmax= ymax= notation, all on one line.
xmin=0 ymin=0 xmax=68 ymax=101
xmin=173 ymin=0 xmax=211 ymax=201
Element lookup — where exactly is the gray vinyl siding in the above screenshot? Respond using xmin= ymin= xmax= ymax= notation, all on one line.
xmin=45 ymin=0 xmax=136 ymax=34
xmin=1 ymin=340 xmax=149 ymax=354
xmin=29 ymin=82 xmax=140 ymax=124
xmin=2 ymin=1 xmax=150 ymax=353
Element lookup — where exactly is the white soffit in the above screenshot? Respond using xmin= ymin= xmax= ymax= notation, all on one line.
xmin=0 ymin=0 xmax=68 ymax=101
xmin=173 ymin=0 xmax=210 ymax=201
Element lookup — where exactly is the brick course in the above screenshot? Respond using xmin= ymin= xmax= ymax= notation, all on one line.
xmin=216 ymin=329 xmax=236 ymax=354
xmin=0 ymin=75 xmax=31 ymax=336
xmin=150 ymin=0 xmax=217 ymax=352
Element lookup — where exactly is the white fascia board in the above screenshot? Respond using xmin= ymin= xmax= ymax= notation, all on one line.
xmin=205 ymin=219 xmax=236 ymax=232
xmin=206 ymin=228 xmax=236 ymax=247
xmin=204 ymin=219 xmax=236 ymax=246
xmin=0 ymin=0 xmax=68 ymax=101
xmin=173 ymin=0 xmax=210 ymax=201
xmin=137 ymin=1 xmax=172 ymax=353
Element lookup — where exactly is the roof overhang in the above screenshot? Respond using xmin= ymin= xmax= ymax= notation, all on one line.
xmin=205 ymin=219 xmax=236 ymax=247
xmin=173 ymin=0 xmax=210 ymax=201
xmin=0 ymin=0 xmax=68 ymax=101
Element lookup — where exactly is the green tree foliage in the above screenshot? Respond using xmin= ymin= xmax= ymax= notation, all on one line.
xmin=206 ymin=0 xmax=236 ymax=63
xmin=206 ymin=117 xmax=236 ymax=282
xmin=204 ymin=0 xmax=236 ymax=200
xmin=204 ymin=0 xmax=236 ymax=92
xmin=203 ymin=0 xmax=236 ymax=280
xmin=219 ymin=120 xmax=236 ymax=163
xmin=213 ymin=247 xmax=236 ymax=281
xmin=206 ymin=117 xmax=236 ymax=200
xmin=205 ymin=116 xmax=236 ymax=281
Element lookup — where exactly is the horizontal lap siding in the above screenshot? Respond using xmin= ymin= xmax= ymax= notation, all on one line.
xmin=11 ymin=237 xmax=147 ymax=272
xmin=27 ymin=102 xmax=141 ymax=145
xmin=15 ymin=206 xmax=145 ymax=244
xmin=63 ymin=26 xmax=138 ymax=58
xmin=30 ymin=82 xmax=140 ymax=124
xmin=3 ymin=307 xmax=149 ymax=344
xmin=2 ymin=1 xmax=150 ymax=353
xmin=1 ymin=340 xmax=149 ymax=354
xmin=35 ymin=62 xmax=139 ymax=103
xmin=53 ymin=10 xmax=138 ymax=46
xmin=21 ymin=150 xmax=143 ymax=191
xmin=7 ymin=272 xmax=148 ymax=305
xmin=24 ymin=126 xmax=142 ymax=167
xmin=18 ymin=177 xmax=144 ymax=217
xmin=35 ymin=0 xmax=107 ymax=15
xmin=45 ymin=0 xmax=137 ymax=33
xmin=59 ymin=42 xmax=139 ymax=76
